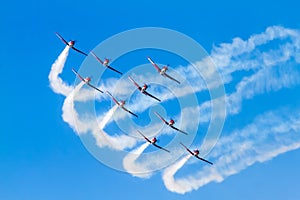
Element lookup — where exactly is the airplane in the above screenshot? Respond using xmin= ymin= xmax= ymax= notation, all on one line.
xmin=72 ymin=68 xmax=103 ymax=93
xmin=90 ymin=51 xmax=123 ymax=75
xmin=106 ymin=91 xmax=138 ymax=118
xmin=180 ymin=142 xmax=213 ymax=165
xmin=55 ymin=32 xmax=88 ymax=56
xmin=147 ymin=56 xmax=180 ymax=84
xmin=154 ymin=111 xmax=188 ymax=135
xmin=137 ymin=130 xmax=170 ymax=153
xmin=128 ymin=76 xmax=161 ymax=102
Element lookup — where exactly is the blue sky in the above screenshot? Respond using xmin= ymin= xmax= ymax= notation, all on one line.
xmin=1 ymin=0 xmax=300 ymax=199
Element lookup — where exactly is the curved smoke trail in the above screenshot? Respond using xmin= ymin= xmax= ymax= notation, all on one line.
xmin=48 ymin=46 xmax=73 ymax=95
xmin=123 ymin=142 xmax=151 ymax=178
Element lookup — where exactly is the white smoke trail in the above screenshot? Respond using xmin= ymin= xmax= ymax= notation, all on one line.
xmin=162 ymin=154 xmax=192 ymax=193
xmin=62 ymin=84 xmax=137 ymax=150
xmin=47 ymin=46 xmax=137 ymax=150
xmin=162 ymin=108 xmax=300 ymax=194
xmin=49 ymin=26 xmax=300 ymax=195
xmin=62 ymin=82 xmax=95 ymax=134
xmin=48 ymin=46 xmax=73 ymax=96
xmin=91 ymin=128 xmax=137 ymax=151
xmin=121 ymin=56 xmax=300 ymax=182
xmin=84 ymin=25 xmax=300 ymax=124
xmin=92 ymin=105 xmax=137 ymax=150
xmin=123 ymin=142 xmax=151 ymax=178
xmin=99 ymin=105 xmax=118 ymax=130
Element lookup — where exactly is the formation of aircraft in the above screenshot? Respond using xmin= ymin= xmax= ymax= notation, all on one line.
xmin=55 ymin=32 xmax=214 ymax=166
xmin=128 ymin=76 xmax=161 ymax=102
xmin=90 ymin=51 xmax=123 ymax=75
xmin=180 ymin=142 xmax=213 ymax=165
xmin=147 ymin=56 xmax=180 ymax=84
xmin=72 ymin=68 xmax=103 ymax=93
xmin=106 ymin=91 xmax=138 ymax=118
xmin=55 ymin=32 xmax=88 ymax=56
xmin=154 ymin=111 xmax=188 ymax=135
xmin=137 ymin=130 xmax=170 ymax=153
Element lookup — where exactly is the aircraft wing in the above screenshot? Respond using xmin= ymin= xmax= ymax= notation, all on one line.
xmin=128 ymin=76 xmax=141 ymax=89
xmin=91 ymin=51 xmax=123 ymax=75
xmin=106 ymin=91 xmax=120 ymax=106
xmin=180 ymin=142 xmax=195 ymax=156
xmin=71 ymin=47 xmax=88 ymax=56
xmin=170 ymin=125 xmax=188 ymax=135
xmin=106 ymin=65 xmax=123 ymax=75
xmin=154 ymin=111 xmax=169 ymax=125
xmin=147 ymin=57 xmax=161 ymax=73
xmin=164 ymin=73 xmax=180 ymax=84
xmin=137 ymin=131 xmax=170 ymax=153
xmin=86 ymin=82 xmax=103 ymax=93
xmin=195 ymin=155 xmax=213 ymax=165
xmin=137 ymin=130 xmax=152 ymax=143
xmin=153 ymin=143 xmax=170 ymax=153
xmin=55 ymin=32 xmax=69 ymax=46
xmin=122 ymin=106 xmax=138 ymax=118
xmin=143 ymin=91 xmax=161 ymax=102
xmin=72 ymin=68 xmax=85 ymax=82
xmin=90 ymin=51 xmax=104 ymax=64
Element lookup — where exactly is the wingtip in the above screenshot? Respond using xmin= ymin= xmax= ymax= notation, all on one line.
xmin=179 ymin=142 xmax=185 ymax=147
xmin=181 ymin=131 xmax=188 ymax=135
xmin=90 ymin=50 xmax=96 ymax=56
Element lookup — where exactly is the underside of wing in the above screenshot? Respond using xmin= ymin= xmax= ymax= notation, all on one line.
xmin=106 ymin=91 xmax=120 ymax=105
xmin=153 ymin=143 xmax=170 ymax=153
xmin=195 ymin=155 xmax=213 ymax=165
xmin=164 ymin=73 xmax=180 ymax=84
xmin=107 ymin=65 xmax=123 ymax=75
xmin=90 ymin=51 xmax=104 ymax=64
xmin=72 ymin=47 xmax=88 ymax=56
xmin=180 ymin=142 xmax=194 ymax=155
xmin=55 ymin=32 xmax=68 ymax=46
xmin=137 ymin=130 xmax=152 ymax=143
xmin=87 ymin=82 xmax=103 ymax=93
xmin=72 ymin=68 xmax=85 ymax=82
xmin=144 ymin=91 xmax=161 ymax=102
xmin=122 ymin=106 xmax=138 ymax=118
xmin=128 ymin=76 xmax=140 ymax=89
xmin=170 ymin=126 xmax=188 ymax=135
xmin=147 ymin=57 xmax=161 ymax=73
xmin=154 ymin=112 xmax=169 ymax=125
